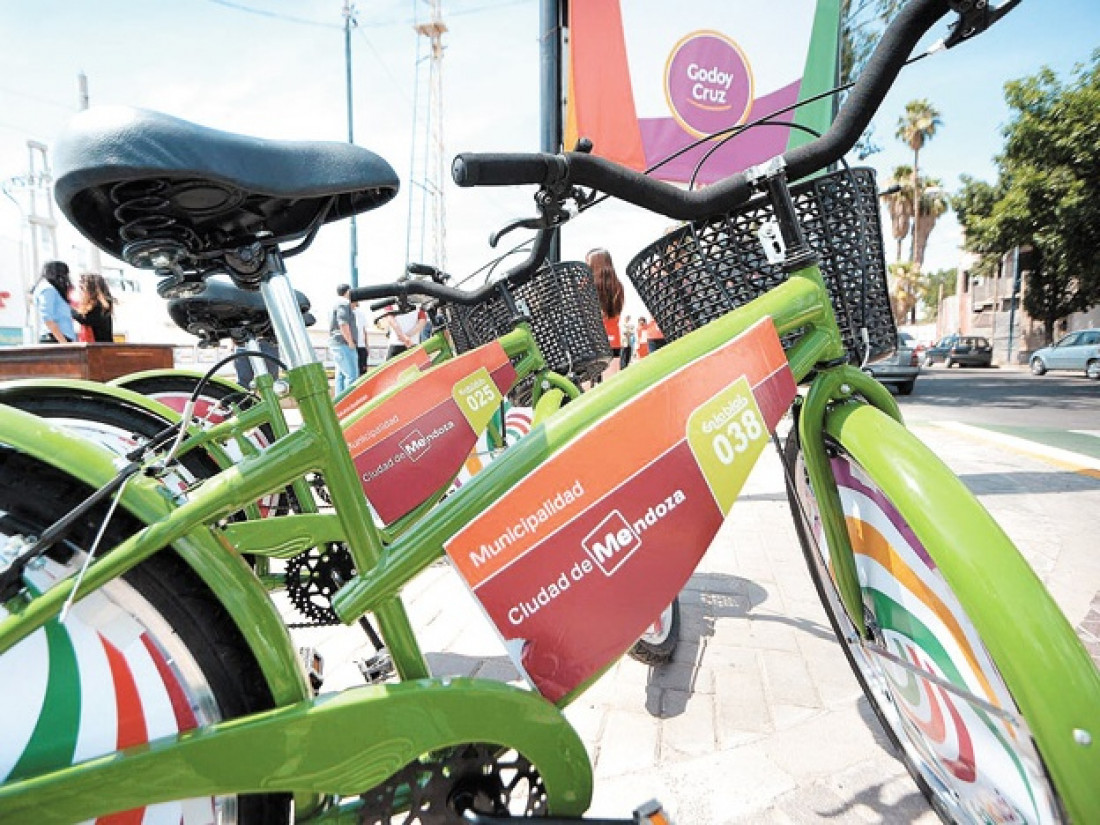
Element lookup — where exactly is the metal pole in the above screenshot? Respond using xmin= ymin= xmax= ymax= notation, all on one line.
xmin=344 ymin=0 xmax=359 ymax=288
xmin=1006 ymin=245 xmax=1020 ymax=365
xmin=78 ymin=72 xmax=103 ymax=275
xmin=539 ymin=0 xmax=562 ymax=263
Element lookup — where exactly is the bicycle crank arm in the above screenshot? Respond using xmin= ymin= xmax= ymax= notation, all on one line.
xmin=0 ymin=678 xmax=593 ymax=824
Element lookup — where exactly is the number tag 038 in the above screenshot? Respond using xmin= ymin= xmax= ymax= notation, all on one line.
xmin=687 ymin=376 xmax=769 ymax=514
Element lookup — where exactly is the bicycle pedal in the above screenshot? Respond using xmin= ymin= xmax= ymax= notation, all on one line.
xmin=633 ymin=799 xmax=672 ymax=825
xmin=356 ymin=649 xmax=395 ymax=684
xmin=298 ymin=646 xmax=324 ymax=693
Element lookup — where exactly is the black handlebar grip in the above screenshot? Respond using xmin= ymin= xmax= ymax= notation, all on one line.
xmin=368 ymin=298 xmax=396 ymax=312
xmin=452 ymin=152 xmax=569 ymax=187
xmin=407 ymin=262 xmax=438 ymax=277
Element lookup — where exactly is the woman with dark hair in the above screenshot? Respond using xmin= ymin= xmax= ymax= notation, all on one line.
xmin=71 ymin=271 xmax=116 ymax=342
xmin=586 ymin=247 xmax=625 ymax=381
xmin=33 ymin=260 xmax=76 ymax=343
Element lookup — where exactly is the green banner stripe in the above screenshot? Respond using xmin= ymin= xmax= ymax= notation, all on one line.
xmin=8 ymin=621 xmax=82 ymax=781
xmin=791 ymin=0 xmax=843 ymax=152
xmin=869 ymin=588 xmax=1037 ymax=812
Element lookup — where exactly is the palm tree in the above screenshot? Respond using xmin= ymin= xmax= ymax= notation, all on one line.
xmin=895 ymin=99 xmax=943 ymax=264
xmin=913 ymin=178 xmax=950 ymax=268
xmin=883 ymin=165 xmax=914 ymax=262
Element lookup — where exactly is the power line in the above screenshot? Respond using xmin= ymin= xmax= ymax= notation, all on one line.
xmin=0 ymin=85 xmax=73 ymax=111
xmin=203 ymin=0 xmax=531 ymax=30
xmin=205 ymin=0 xmax=340 ymax=29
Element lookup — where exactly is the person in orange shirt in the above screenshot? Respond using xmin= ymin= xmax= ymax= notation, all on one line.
xmin=586 ymin=248 xmax=625 ymax=382
xmin=646 ymin=318 xmax=666 ymax=353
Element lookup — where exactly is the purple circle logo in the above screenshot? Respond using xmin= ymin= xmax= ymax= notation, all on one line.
xmin=665 ymin=31 xmax=754 ymax=139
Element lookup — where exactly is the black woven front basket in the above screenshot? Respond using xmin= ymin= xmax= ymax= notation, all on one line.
xmin=625 ymin=167 xmax=896 ymax=366
xmin=443 ymin=260 xmax=611 ymax=400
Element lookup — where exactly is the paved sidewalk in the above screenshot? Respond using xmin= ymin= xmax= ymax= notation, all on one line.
xmin=289 ymin=421 xmax=1099 ymax=824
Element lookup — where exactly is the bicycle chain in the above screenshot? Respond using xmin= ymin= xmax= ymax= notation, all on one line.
xmin=284 ymin=542 xmax=356 ymax=627
xmin=358 ymin=743 xmax=546 ymax=824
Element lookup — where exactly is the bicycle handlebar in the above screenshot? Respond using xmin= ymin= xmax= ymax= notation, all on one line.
xmin=452 ymin=0 xmax=1004 ymax=221
xmin=350 ymin=210 xmax=555 ymax=307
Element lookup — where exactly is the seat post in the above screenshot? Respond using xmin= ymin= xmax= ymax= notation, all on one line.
xmin=259 ymin=250 xmax=316 ymax=370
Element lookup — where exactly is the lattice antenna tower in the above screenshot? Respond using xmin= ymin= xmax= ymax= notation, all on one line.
xmin=405 ymin=0 xmax=447 ymax=272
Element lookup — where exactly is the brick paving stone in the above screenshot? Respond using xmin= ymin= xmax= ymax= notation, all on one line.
xmin=658 ymin=688 xmax=716 ymax=761
xmin=594 ymin=708 xmax=661 ymax=778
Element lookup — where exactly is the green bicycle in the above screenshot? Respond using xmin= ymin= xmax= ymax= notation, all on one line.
xmin=0 ymin=0 xmax=1096 ymax=822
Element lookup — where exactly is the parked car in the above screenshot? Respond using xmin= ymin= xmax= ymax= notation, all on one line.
xmin=1029 ymin=329 xmax=1100 ymax=379
xmin=866 ymin=331 xmax=921 ymax=395
xmin=923 ymin=334 xmax=993 ymax=368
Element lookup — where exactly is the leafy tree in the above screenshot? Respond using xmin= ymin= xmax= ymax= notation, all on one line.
xmin=840 ymin=0 xmax=905 ymax=157
xmin=918 ymin=268 xmax=957 ymax=317
xmin=955 ymin=55 xmax=1100 ymax=343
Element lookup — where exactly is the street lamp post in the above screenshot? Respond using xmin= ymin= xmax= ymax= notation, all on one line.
xmin=343 ymin=0 xmax=359 ymax=289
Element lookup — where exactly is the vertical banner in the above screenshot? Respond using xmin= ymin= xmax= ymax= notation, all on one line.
xmin=565 ymin=0 xmax=842 ymax=184
xmin=445 ymin=319 xmax=797 ymax=703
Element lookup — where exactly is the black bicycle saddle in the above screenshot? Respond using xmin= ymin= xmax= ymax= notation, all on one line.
xmin=167 ymin=279 xmax=313 ymax=344
xmin=53 ymin=106 xmax=399 ymax=269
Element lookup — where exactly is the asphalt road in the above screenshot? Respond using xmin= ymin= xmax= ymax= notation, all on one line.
xmin=895 ymin=365 xmax=1100 ymax=431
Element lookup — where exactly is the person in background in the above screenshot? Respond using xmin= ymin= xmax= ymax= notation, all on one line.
xmin=636 ymin=316 xmax=649 ymax=358
xmin=378 ymin=302 xmax=428 ymax=360
xmin=645 ymin=317 xmax=666 ymax=353
xmin=620 ymin=314 xmax=635 ymax=369
xmin=33 ymin=260 xmax=76 ymax=343
xmin=586 ymin=247 xmax=625 ymax=381
xmin=352 ymin=300 xmax=372 ymax=374
xmin=329 ymin=283 xmax=359 ymax=396
xmin=232 ymin=334 xmax=280 ymax=388
xmin=71 ymin=271 xmax=116 ymax=343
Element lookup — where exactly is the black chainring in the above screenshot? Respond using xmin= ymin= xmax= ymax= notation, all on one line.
xmin=359 ymin=743 xmax=547 ymax=824
xmin=284 ymin=542 xmax=357 ymax=626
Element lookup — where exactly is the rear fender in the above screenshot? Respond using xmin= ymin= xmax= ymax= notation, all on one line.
xmin=0 ymin=403 xmax=307 ymax=704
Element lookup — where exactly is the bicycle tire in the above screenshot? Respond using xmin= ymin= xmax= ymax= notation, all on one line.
xmin=628 ymin=597 xmax=681 ymax=666
xmin=782 ymin=422 xmax=1070 ymax=824
xmin=0 ymin=446 xmax=289 ymax=822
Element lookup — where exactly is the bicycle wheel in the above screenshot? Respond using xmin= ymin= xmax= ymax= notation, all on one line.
xmin=628 ymin=598 xmax=681 ymax=666
xmin=0 ymin=446 xmax=289 ymax=822
xmin=783 ymin=424 xmax=1069 ymax=823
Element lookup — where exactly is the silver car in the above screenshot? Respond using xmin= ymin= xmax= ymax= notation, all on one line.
xmin=1029 ymin=329 xmax=1100 ymax=380
xmin=866 ymin=331 xmax=921 ymax=395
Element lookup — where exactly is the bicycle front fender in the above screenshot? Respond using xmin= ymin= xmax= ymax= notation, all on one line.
xmin=824 ymin=401 xmax=1100 ymax=821
xmin=0 ymin=403 xmax=308 ymax=705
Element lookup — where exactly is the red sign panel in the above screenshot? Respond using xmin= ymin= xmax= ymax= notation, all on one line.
xmin=344 ymin=342 xmax=517 ymax=524
xmin=445 ymin=319 xmax=796 ymax=702
xmin=335 ymin=345 xmax=433 ymax=420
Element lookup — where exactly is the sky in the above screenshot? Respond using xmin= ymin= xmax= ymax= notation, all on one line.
xmin=0 ymin=0 xmax=1097 ymax=341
